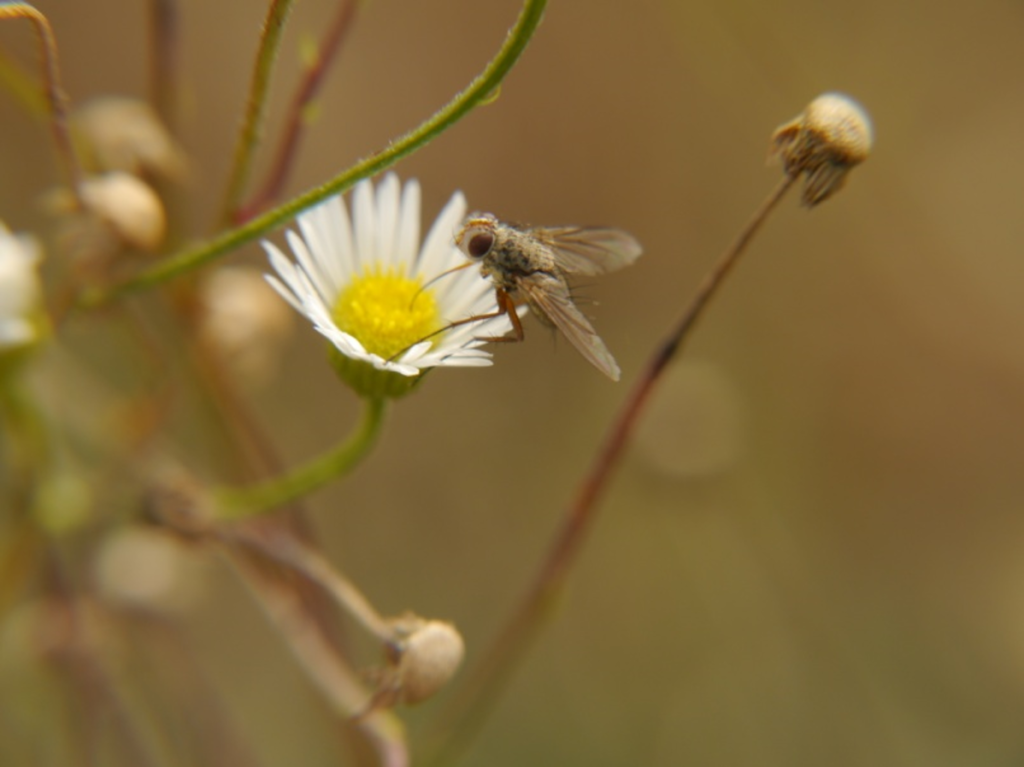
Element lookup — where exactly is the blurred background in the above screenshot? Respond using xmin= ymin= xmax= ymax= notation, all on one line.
xmin=4 ymin=0 xmax=1024 ymax=765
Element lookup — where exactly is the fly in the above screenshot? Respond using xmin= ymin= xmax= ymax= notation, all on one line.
xmin=450 ymin=212 xmax=642 ymax=381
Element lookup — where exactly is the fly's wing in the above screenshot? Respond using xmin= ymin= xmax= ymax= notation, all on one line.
xmin=519 ymin=272 xmax=622 ymax=381
xmin=528 ymin=226 xmax=642 ymax=277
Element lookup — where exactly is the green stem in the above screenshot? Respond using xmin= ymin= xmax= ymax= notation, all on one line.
xmin=0 ymin=48 xmax=46 ymax=116
xmin=0 ymin=374 xmax=48 ymax=510
xmin=238 ymin=0 xmax=361 ymax=221
xmin=214 ymin=397 xmax=387 ymax=519
xmin=218 ymin=0 xmax=296 ymax=225
xmin=77 ymin=0 xmax=548 ymax=308
xmin=0 ymin=376 xmax=49 ymax=609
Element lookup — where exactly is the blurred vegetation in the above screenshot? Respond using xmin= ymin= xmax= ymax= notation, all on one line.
xmin=3 ymin=1 xmax=1024 ymax=766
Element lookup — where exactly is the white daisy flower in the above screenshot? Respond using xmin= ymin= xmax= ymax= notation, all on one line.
xmin=0 ymin=222 xmax=45 ymax=354
xmin=263 ymin=173 xmax=519 ymax=398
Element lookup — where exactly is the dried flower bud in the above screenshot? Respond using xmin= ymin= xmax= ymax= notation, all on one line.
xmin=80 ymin=172 xmax=167 ymax=251
xmin=50 ymin=172 xmax=167 ymax=258
xmin=374 ymin=614 xmax=465 ymax=707
xmin=199 ymin=266 xmax=294 ymax=383
xmin=770 ymin=92 xmax=873 ymax=206
xmin=73 ymin=97 xmax=187 ymax=181
xmin=94 ymin=526 xmax=202 ymax=609
xmin=143 ymin=462 xmax=214 ymax=541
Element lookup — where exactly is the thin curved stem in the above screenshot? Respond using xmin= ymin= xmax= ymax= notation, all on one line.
xmin=220 ymin=524 xmax=393 ymax=642
xmin=218 ymin=0 xmax=296 ymax=225
xmin=423 ymin=174 xmax=798 ymax=766
xmin=237 ymin=0 xmax=360 ymax=222
xmin=77 ymin=0 xmax=548 ymax=308
xmin=214 ymin=396 xmax=387 ymax=519
xmin=224 ymin=544 xmax=408 ymax=767
xmin=0 ymin=2 xmax=84 ymax=206
xmin=148 ymin=0 xmax=181 ymax=132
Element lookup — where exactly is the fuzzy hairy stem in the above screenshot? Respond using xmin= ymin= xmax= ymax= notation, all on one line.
xmin=77 ymin=0 xmax=548 ymax=307
xmin=218 ymin=0 xmax=296 ymax=225
xmin=238 ymin=0 xmax=361 ymax=222
xmin=213 ymin=397 xmax=387 ymax=519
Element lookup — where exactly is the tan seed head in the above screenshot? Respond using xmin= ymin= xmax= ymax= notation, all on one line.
xmin=73 ymin=97 xmax=188 ymax=181
xmin=380 ymin=615 xmax=465 ymax=706
xmin=771 ymin=92 xmax=873 ymax=206
xmin=79 ymin=172 xmax=167 ymax=252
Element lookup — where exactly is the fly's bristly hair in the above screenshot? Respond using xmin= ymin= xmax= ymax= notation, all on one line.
xmin=453 ymin=213 xmax=642 ymax=381
xmin=390 ymin=212 xmax=641 ymax=378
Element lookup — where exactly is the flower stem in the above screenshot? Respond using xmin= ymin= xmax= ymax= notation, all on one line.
xmin=148 ymin=0 xmax=181 ymax=133
xmin=0 ymin=2 xmax=84 ymax=206
xmin=222 ymin=545 xmax=408 ymax=766
xmin=0 ymin=374 xmax=48 ymax=510
xmin=219 ymin=523 xmax=393 ymax=642
xmin=423 ymin=174 xmax=798 ymax=766
xmin=237 ymin=0 xmax=361 ymax=222
xmin=0 ymin=377 xmax=49 ymax=610
xmin=76 ymin=0 xmax=548 ymax=308
xmin=214 ymin=396 xmax=387 ymax=519
xmin=218 ymin=0 xmax=296 ymax=226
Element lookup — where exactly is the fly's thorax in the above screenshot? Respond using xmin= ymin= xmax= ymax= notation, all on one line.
xmin=489 ymin=228 xmax=555 ymax=276
xmin=454 ymin=210 xmax=640 ymax=380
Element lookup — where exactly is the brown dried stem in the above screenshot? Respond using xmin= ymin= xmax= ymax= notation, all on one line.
xmin=219 ymin=523 xmax=393 ymax=643
xmin=0 ymin=3 xmax=84 ymax=206
xmin=40 ymin=555 xmax=161 ymax=767
xmin=425 ymin=173 xmax=798 ymax=765
xmin=148 ymin=0 xmax=181 ymax=134
xmin=237 ymin=0 xmax=360 ymax=222
xmin=221 ymin=541 xmax=408 ymax=767
xmin=218 ymin=0 xmax=297 ymax=226
xmin=150 ymin=491 xmax=407 ymax=766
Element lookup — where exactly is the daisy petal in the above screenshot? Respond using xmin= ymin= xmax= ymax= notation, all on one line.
xmin=418 ymin=190 xmax=466 ymax=284
xmin=261 ymin=175 xmax=514 ymax=393
xmin=352 ymin=178 xmax=376 ymax=265
xmin=375 ymin=173 xmax=400 ymax=271
xmin=264 ymin=274 xmax=305 ymax=314
xmin=397 ymin=179 xmax=421 ymax=269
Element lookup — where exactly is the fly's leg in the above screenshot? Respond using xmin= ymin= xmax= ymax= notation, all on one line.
xmin=386 ymin=289 xmax=520 ymax=362
xmin=474 ymin=289 xmax=524 ymax=343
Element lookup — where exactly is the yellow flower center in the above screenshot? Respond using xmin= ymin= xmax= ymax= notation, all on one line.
xmin=332 ymin=267 xmax=441 ymax=360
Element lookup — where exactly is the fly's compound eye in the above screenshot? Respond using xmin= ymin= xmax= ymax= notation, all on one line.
xmin=465 ymin=230 xmax=495 ymax=259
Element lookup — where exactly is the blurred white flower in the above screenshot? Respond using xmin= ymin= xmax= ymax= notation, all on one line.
xmin=199 ymin=265 xmax=294 ymax=383
xmin=79 ymin=172 xmax=167 ymax=252
xmin=73 ymin=96 xmax=188 ymax=181
xmin=0 ymin=222 xmax=44 ymax=351
xmin=48 ymin=172 xmax=167 ymax=260
xmin=264 ymin=173 xmax=518 ymax=398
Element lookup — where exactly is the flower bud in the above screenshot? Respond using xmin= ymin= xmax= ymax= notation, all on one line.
xmin=199 ymin=266 xmax=294 ymax=384
xmin=50 ymin=172 xmax=167 ymax=259
xmin=771 ymin=92 xmax=873 ymax=206
xmin=94 ymin=526 xmax=202 ymax=609
xmin=80 ymin=172 xmax=167 ymax=252
xmin=143 ymin=462 xmax=215 ymax=541
xmin=377 ymin=614 xmax=465 ymax=706
xmin=73 ymin=96 xmax=187 ymax=181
